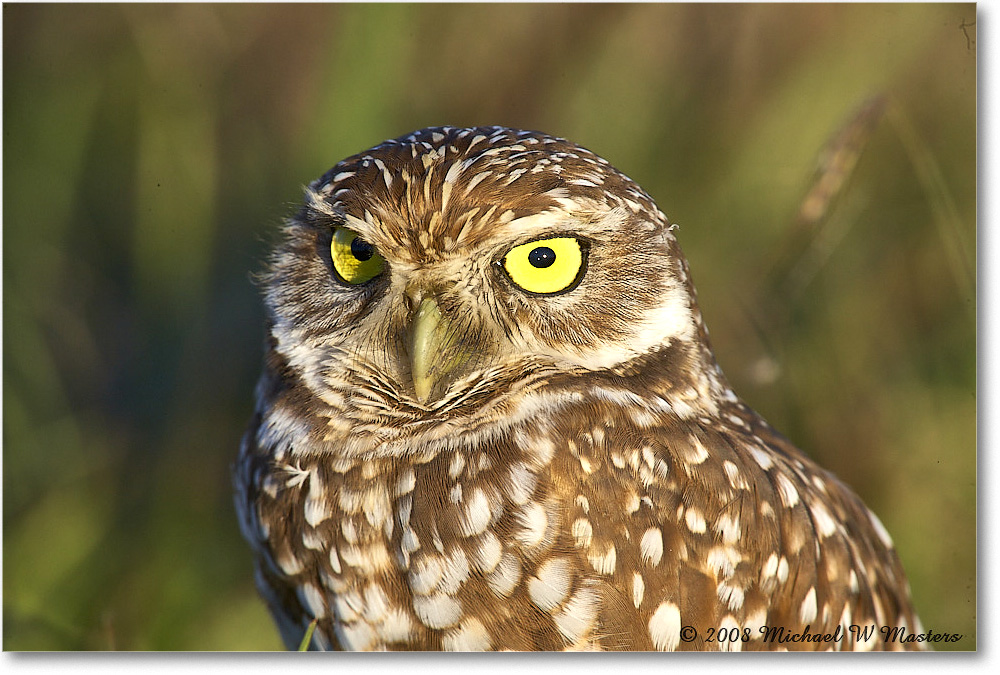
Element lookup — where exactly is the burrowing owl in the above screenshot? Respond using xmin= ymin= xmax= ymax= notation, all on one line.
xmin=234 ymin=126 xmax=922 ymax=651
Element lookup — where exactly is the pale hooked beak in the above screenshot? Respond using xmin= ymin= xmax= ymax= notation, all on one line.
xmin=407 ymin=297 xmax=470 ymax=403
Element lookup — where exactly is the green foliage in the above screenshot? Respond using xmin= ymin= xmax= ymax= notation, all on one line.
xmin=298 ymin=619 xmax=318 ymax=652
xmin=3 ymin=3 xmax=976 ymax=650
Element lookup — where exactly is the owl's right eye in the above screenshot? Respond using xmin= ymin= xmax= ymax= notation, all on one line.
xmin=330 ymin=227 xmax=385 ymax=284
xmin=502 ymin=236 xmax=585 ymax=295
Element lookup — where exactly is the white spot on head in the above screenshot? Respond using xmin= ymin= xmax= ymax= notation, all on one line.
xmin=440 ymin=161 xmax=462 ymax=214
xmin=590 ymin=386 xmax=644 ymax=407
xmin=649 ymin=602 xmax=682 ymax=651
xmin=528 ymin=557 xmax=572 ymax=611
xmin=640 ymin=527 xmax=664 ymax=567
xmin=463 ymin=170 xmax=492 ymax=196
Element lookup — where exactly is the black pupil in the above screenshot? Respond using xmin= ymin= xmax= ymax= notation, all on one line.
xmin=351 ymin=237 xmax=374 ymax=261
xmin=528 ymin=246 xmax=556 ymax=268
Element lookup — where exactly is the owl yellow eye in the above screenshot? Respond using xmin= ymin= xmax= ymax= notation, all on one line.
xmin=331 ymin=227 xmax=384 ymax=284
xmin=503 ymin=237 xmax=584 ymax=295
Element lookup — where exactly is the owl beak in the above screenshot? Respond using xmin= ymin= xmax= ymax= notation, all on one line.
xmin=408 ymin=297 xmax=464 ymax=403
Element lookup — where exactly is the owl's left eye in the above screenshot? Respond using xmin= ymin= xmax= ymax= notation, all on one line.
xmin=331 ymin=227 xmax=385 ymax=284
xmin=502 ymin=236 xmax=586 ymax=295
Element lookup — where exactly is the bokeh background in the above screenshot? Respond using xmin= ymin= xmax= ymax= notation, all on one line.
xmin=3 ymin=3 xmax=975 ymax=651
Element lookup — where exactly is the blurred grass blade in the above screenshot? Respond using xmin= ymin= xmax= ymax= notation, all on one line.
xmin=767 ymin=95 xmax=887 ymax=302
xmin=298 ymin=619 xmax=318 ymax=651
xmin=741 ymin=95 xmax=888 ymax=376
xmin=887 ymin=100 xmax=976 ymax=306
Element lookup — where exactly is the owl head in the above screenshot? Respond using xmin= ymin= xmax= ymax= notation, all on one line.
xmin=261 ymin=126 xmax=722 ymax=456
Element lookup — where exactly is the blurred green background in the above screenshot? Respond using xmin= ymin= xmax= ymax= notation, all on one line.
xmin=3 ymin=3 xmax=975 ymax=651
